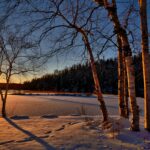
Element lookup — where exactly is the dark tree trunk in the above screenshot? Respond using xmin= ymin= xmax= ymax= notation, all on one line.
xmin=2 ymin=99 xmax=6 ymax=118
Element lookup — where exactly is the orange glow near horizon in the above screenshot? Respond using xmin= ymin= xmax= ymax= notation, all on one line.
xmin=0 ymin=75 xmax=33 ymax=84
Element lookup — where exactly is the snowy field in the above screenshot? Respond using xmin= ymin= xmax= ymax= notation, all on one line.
xmin=1 ymin=94 xmax=150 ymax=150
xmin=0 ymin=94 xmax=144 ymax=116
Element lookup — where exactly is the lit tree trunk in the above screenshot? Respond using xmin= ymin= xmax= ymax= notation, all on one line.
xmin=121 ymin=34 xmax=139 ymax=131
xmin=79 ymin=28 xmax=108 ymax=122
xmin=94 ymin=0 xmax=139 ymax=131
xmin=117 ymin=35 xmax=126 ymax=117
xmin=139 ymin=0 xmax=150 ymax=131
xmin=125 ymin=55 xmax=139 ymax=130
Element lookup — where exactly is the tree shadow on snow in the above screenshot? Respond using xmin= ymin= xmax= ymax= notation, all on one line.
xmin=4 ymin=117 xmax=55 ymax=150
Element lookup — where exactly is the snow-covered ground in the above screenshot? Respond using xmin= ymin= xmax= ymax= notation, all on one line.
xmin=0 ymin=94 xmax=144 ymax=116
xmin=0 ymin=94 xmax=149 ymax=150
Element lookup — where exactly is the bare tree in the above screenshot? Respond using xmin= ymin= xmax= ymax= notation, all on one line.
xmin=52 ymin=0 xmax=109 ymax=121
xmin=139 ymin=0 xmax=150 ymax=131
xmin=0 ymin=30 xmax=38 ymax=117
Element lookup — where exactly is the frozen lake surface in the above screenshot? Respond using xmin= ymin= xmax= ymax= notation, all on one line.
xmin=0 ymin=94 xmax=144 ymax=116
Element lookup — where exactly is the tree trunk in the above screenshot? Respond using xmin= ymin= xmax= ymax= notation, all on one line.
xmin=1 ymin=79 xmax=10 ymax=118
xmin=123 ymin=60 xmax=129 ymax=118
xmin=117 ymin=35 xmax=126 ymax=117
xmin=79 ymin=28 xmax=108 ymax=122
xmin=139 ymin=0 xmax=150 ymax=131
xmin=120 ymin=32 xmax=140 ymax=131
xmin=88 ymin=47 xmax=108 ymax=122
xmin=125 ymin=56 xmax=139 ymax=130
xmin=2 ymin=99 xmax=6 ymax=118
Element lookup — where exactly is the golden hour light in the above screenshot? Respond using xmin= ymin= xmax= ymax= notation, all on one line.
xmin=0 ymin=0 xmax=150 ymax=150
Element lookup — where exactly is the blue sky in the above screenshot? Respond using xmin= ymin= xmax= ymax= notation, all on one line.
xmin=0 ymin=0 xmax=150 ymax=83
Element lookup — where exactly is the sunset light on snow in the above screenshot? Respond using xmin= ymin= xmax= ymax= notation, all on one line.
xmin=0 ymin=0 xmax=150 ymax=149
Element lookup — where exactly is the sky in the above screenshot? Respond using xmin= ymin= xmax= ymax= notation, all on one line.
xmin=0 ymin=0 xmax=150 ymax=83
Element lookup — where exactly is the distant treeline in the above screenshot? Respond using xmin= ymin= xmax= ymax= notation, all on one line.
xmin=0 ymin=83 xmax=23 ymax=90
xmin=23 ymin=54 xmax=143 ymax=97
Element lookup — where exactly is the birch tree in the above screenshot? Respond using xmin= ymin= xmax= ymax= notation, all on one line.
xmin=50 ymin=0 xmax=109 ymax=121
xmin=139 ymin=0 xmax=150 ymax=131
xmin=94 ymin=0 xmax=139 ymax=131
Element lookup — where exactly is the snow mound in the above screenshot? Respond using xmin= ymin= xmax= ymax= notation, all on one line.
xmin=100 ymin=117 xmax=131 ymax=138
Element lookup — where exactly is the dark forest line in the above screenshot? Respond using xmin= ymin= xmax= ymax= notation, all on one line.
xmin=22 ymin=54 xmax=143 ymax=97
